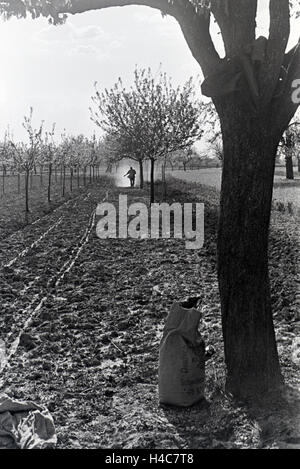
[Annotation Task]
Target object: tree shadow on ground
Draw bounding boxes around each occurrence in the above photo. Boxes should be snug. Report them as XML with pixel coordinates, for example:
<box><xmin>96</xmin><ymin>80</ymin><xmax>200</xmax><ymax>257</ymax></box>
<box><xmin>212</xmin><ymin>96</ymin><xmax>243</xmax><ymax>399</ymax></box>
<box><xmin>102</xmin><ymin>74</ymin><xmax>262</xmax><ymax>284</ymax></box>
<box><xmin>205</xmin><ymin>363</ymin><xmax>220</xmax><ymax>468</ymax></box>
<box><xmin>161</xmin><ymin>385</ymin><xmax>300</xmax><ymax>449</ymax></box>
<box><xmin>243</xmin><ymin>385</ymin><xmax>300</xmax><ymax>449</ymax></box>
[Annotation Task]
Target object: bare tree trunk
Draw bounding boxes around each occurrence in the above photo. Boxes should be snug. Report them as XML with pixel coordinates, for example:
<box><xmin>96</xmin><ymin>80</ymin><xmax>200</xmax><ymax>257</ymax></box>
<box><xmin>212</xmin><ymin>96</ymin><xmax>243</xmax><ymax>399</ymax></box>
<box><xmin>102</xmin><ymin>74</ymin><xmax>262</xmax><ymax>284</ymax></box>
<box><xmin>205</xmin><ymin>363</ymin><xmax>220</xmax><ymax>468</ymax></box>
<box><xmin>48</xmin><ymin>162</ymin><xmax>52</xmax><ymax>203</ymax></box>
<box><xmin>25</xmin><ymin>169</ymin><xmax>30</xmax><ymax>213</ymax></box>
<box><xmin>62</xmin><ymin>165</ymin><xmax>66</xmax><ymax>197</ymax></box>
<box><xmin>70</xmin><ymin>167</ymin><xmax>73</xmax><ymax>192</ymax></box>
<box><xmin>162</xmin><ymin>159</ymin><xmax>167</xmax><ymax>200</ymax></box>
<box><xmin>285</xmin><ymin>153</ymin><xmax>294</xmax><ymax>180</ymax></box>
<box><xmin>150</xmin><ymin>158</ymin><xmax>155</xmax><ymax>204</ymax></box>
<box><xmin>139</xmin><ymin>160</ymin><xmax>144</xmax><ymax>189</ymax></box>
<box><xmin>83</xmin><ymin>166</ymin><xmax>87</xmax><ymax>186</ymax></box>
<box><xmin>40</xmin><ymin>165</ymin><xmax>43</xmax><ymax>186</ymax></box>
<box><xmin>217</xmin><ymin>101</ymin><xmax>283</xmax><ymax>399</ymax></box>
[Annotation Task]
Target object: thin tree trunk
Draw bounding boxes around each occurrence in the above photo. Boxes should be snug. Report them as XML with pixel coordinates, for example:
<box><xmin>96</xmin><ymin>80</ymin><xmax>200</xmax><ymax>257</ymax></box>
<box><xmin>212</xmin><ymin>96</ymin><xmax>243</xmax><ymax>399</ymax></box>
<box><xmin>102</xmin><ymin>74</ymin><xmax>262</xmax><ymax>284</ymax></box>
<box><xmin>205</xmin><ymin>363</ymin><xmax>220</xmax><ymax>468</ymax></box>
<box><xmin>217</xmin><ymin>103</ymin><xmax>283</xmax><ymax>399</ymax></box>
<box><xmin>62</xmin><ymin>165</ymin><xmax>66</xmax><ymax>197</ymax></box>
<box><xmin>48</xmin><ymin>162</ymin><xmax>52</xmax><ymax>203</ymax></box>
<box><xmin>70</xmin><ymin>167</ymin><xmax>73</xmax><ymax>192</ymax></box>
<box><xmin>139</xmin><ymin>159</ymin><xmax>144</xmax><ymax>189</ymax></box>
<box><xmin>83</xmin><ymin>166</ymin><xmax>87</xmax><ymax>186</ymax></box>
<box><xmin>40</xmin><ymin>165</ymin><xmax>43</xmax><ymax>186</ymax></box>
<box><xmin>298</xmin><ymin>156</ymin><xmax>300</xmax><ymax>173</ymax></box>
<box><xmin>77</xmin><ymin>165</ymin><xmax>80</xmax><ymax>188</ymax></box>
<box><xmin>150</xmin><ymin>158</ymin><xmax>155</xmax><ymax>204</ymax></box>
<box><xmin>25</xmin><ymin>169</ymin><xmax>30</xmax><ymax>213</ymax></box>
<box><xmin>162</xmin><ymin>159</ymin><xmax>167</xmax><ymax>200</ymax></box>
<box><xmin>17</xmin><ymin>172</ymin><xmax>20</xmax><ymax>194</ymax></box>
<box><xmin>285</xmin><ymin>153</ymin><xmax>294</xmax><ymax>180</ymax></box>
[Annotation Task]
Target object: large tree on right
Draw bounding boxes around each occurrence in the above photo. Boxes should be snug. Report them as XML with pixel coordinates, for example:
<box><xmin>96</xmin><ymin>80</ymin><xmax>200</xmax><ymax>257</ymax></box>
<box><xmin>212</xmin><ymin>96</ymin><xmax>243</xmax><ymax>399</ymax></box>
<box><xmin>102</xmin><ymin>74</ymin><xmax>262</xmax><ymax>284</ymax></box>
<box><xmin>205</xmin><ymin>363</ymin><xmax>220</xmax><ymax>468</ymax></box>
<box><xmin>201</xmin><ymin>1</ymin><xmax>300</xmax><ymax>399</ymax></box>
<box><xmin>0</xmin><ymin>0</ymin><xmax>299</xmax><ymax>400</ymax></box>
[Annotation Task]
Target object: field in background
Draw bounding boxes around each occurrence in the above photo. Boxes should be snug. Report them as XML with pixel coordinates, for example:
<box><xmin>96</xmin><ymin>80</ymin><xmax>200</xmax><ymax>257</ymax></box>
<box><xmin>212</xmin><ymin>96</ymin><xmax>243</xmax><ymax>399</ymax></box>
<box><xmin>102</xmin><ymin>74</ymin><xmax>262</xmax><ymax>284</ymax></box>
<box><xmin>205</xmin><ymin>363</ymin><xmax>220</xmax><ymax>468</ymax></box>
<box><xmin>115</xmin><ymin>164</ymin><xmax>300</xmax><ymax>208</ymax></box>
<box><xmin>164</xmin><ymin>167</ymin><xmax>300</xmax><ymax>208</ymax></box>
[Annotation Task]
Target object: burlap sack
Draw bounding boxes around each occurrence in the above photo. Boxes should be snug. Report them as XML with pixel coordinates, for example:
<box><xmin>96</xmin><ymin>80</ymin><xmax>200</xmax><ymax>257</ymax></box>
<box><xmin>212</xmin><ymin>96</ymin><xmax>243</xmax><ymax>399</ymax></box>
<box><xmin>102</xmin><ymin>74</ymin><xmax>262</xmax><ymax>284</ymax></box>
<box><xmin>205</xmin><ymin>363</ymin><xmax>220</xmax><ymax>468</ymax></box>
<box><xmin>159</xmin><ymin>301</ymin><xmax>205</xmax><ymax>407</ymax></box>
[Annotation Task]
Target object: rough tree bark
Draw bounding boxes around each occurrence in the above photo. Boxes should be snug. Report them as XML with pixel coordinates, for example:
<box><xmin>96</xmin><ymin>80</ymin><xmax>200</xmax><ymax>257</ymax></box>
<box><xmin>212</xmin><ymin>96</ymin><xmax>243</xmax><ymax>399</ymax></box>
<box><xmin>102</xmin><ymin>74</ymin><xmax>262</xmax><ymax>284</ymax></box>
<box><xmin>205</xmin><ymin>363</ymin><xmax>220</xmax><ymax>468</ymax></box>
<box><xmin>215</xmin><ymin>97</ymin><xmax>285</xmax><ymax>397</ymax></box>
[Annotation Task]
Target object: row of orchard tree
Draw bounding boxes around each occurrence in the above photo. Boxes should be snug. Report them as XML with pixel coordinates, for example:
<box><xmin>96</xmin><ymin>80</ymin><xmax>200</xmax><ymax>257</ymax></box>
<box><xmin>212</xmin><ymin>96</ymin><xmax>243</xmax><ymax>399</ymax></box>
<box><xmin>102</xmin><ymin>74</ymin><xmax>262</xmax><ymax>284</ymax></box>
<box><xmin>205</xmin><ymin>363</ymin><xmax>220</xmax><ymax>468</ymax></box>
<box><xmin>91</xmin><ymin>67</ymin><xmax>300</xmax><ymax>194</ymax></box>
<box><xmin>90</xmin><ymin>67</ymin><xmax>205</xmax><ymax>203</ymax></box>
<box><xmin>0</xmin><ymin>108</ymin><xmax>105</xmax><ymax>212</ymax></box>
<box><xmin>0</xmin><ymin>67</ymin><xmax>212</xmax><ymax>211</ymax></box>
<box><xmin>0</xmin><ymin>67</ymin><xmax>210</xmax><ymax>212</ymax></box>
<box><xmin>1</xmin><ymin>67</ymin><xmax>299</xmax><ymax>214</ymax></box>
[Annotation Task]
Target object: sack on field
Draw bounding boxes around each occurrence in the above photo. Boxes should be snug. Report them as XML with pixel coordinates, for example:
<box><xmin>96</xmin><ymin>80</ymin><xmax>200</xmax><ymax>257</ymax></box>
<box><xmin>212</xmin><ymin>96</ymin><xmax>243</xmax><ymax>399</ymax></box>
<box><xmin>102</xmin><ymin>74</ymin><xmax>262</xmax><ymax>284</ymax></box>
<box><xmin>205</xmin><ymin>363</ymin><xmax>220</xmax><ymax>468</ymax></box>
<box><xmin>159</xmin><ymin>299</ymin><xmax>205</xmax><ymax>407</ymax></box>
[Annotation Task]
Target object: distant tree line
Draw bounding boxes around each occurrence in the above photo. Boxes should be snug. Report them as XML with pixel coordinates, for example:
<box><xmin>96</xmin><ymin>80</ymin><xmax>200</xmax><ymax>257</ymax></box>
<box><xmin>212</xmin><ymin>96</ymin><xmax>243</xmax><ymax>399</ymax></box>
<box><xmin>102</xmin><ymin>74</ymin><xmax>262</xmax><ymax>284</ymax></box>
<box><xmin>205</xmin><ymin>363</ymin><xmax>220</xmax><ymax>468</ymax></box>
<box><xmin>0</xmin><ymin>108</ymin><xmax>104</xmax><ymax>212</ymax></box>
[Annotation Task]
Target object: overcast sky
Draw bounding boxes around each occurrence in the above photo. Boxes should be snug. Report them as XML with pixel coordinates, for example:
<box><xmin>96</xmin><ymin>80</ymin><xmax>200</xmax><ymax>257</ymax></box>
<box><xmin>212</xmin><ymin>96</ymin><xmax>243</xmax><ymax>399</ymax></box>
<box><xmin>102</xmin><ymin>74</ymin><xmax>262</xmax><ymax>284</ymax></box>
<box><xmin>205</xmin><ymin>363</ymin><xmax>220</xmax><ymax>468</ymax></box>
<box><xmin>0</xmin><ymin>1</ymin><xmax>298</xmax><ymax>142</ymax></box>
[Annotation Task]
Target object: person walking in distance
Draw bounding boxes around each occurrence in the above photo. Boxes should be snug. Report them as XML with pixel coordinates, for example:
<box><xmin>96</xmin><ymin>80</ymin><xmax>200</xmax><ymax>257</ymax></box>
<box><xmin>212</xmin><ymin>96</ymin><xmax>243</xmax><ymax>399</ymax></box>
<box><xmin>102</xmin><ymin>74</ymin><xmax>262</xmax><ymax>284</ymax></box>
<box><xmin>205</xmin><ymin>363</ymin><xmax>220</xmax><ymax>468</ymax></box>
<box><xmin>124</xmin><ymin>167</ymin><xmax>136</xmax><ymax>188</ymax></box>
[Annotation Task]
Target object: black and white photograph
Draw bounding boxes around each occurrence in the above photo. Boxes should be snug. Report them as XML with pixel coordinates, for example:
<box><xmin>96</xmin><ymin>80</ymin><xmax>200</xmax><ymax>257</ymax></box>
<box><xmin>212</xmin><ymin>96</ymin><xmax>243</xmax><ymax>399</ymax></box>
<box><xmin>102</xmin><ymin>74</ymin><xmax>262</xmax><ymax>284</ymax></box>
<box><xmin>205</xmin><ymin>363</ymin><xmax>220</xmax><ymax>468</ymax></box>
<box><xmin>0</xmin><ymin>0</ymin><xmax>299</xmax><ymax>454</ymax></box>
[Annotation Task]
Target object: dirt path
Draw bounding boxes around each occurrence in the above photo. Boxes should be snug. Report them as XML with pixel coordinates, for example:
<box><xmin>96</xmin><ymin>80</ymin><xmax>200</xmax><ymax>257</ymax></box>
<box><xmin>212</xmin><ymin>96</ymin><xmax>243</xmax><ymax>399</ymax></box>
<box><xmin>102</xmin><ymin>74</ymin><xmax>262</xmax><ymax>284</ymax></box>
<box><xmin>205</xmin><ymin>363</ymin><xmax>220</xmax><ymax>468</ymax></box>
<box><xmin>0</xmin><ymin>178</ymin><xmax>299</xmax><ymax>449</ymax></box>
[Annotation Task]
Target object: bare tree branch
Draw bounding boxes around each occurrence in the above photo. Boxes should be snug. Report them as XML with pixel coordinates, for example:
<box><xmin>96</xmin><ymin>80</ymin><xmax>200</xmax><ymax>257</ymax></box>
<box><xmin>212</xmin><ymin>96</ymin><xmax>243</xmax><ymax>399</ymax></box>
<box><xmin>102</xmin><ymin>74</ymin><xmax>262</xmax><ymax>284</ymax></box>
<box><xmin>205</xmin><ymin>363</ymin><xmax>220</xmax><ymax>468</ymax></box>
<box><xmin>173</xmin><ymin>2</ymin><xmax>221</xmax><ymax>76</ymax></box>
<box><xmin>210</xmin><ymin>0</ymin><xmax>258</xmax><ymax>56</ymax></box>
<box><xmin>60</xmin><ymin>0</ymin><xmax>173</xmax><ymax>15</ymax></box>
<box><xmin>259</xmin><ymin>0</ymin><xmax>290</xmax><ymax>106</ymax></box>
